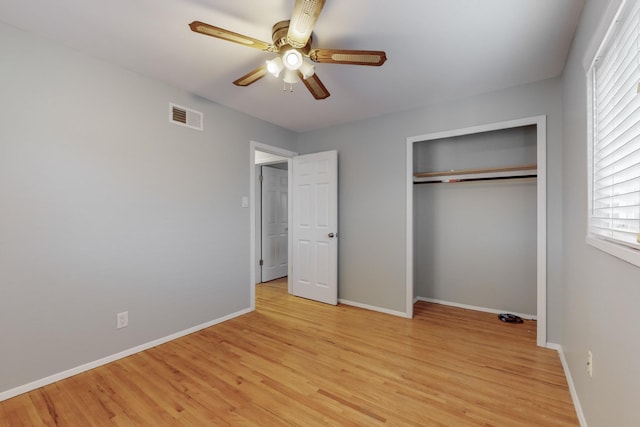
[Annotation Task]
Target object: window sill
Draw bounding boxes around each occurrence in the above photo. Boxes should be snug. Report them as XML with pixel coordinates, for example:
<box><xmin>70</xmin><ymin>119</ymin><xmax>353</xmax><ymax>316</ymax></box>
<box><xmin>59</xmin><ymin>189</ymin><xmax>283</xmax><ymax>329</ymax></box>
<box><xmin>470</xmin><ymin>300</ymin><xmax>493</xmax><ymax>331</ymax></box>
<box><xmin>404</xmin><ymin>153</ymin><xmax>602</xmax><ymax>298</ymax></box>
<box><xmin>586</xmin><ymin>235</ymin><xmax>640</xmax><ymax>268</ymax></box>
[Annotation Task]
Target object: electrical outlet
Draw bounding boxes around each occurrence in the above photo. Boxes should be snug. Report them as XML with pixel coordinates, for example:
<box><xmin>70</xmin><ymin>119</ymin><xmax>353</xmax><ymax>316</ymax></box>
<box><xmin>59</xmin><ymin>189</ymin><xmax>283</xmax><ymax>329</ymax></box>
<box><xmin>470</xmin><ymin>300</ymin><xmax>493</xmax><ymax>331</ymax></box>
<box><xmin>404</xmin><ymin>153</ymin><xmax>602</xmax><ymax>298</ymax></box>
<box><xmin>116</xmin><ymin>311</ymin><xmax>128</xmax><ymax>329</ymax></box>
<box><xmin>587</xmin><ymin>350</ymin><xmax>593</xmax><ymax>377</ymax></box>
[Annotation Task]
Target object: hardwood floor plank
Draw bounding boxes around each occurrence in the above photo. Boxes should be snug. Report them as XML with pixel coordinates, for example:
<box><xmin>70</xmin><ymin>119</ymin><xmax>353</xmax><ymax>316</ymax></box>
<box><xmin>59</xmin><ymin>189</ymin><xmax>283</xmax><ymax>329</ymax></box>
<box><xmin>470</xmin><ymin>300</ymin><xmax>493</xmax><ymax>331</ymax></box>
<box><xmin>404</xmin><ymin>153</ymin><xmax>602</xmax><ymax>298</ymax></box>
<box><xmin>0</xmin><ymin>278</ymin><xmax>578</xmax><ymax>425</ymax></box>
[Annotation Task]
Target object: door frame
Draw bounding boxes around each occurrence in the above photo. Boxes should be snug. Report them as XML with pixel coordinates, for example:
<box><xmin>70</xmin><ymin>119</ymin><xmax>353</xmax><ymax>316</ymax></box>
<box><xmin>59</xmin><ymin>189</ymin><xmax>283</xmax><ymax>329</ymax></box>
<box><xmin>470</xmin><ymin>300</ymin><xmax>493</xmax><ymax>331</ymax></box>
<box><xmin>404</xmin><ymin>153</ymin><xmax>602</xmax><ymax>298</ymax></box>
<box><xmin>406</xmin><ymin>115</ymin><xmax>547</xmax><ymax>347</ymax></box>
<box><xmin>249</xmin><ymin>141</ymin><xmax>298</xmax><ymax>310</ymax></box>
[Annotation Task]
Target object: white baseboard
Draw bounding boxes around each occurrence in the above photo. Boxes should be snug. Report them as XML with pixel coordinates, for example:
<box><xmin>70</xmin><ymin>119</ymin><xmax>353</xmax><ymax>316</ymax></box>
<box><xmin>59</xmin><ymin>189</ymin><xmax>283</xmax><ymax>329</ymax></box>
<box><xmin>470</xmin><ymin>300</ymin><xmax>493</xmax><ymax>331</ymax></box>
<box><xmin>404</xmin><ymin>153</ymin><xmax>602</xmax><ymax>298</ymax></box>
<box><xmin>546</xmin><ymin>342</ymin><xmax>588</xmax><ymax>427</ymax></box>
<box><xmin>339</xmin><ymin>299</ymin><xmax>411</xmax><ymax>318</ymax></box>
<box><xmin>415</xmin><ymin>297</ymin><xmax>537</xmax><ymax>320</ymax></box>
<box><xmin>0</xmin><ymin>307</ymin><xmax>253</xmax><ymax>403</ymax></box>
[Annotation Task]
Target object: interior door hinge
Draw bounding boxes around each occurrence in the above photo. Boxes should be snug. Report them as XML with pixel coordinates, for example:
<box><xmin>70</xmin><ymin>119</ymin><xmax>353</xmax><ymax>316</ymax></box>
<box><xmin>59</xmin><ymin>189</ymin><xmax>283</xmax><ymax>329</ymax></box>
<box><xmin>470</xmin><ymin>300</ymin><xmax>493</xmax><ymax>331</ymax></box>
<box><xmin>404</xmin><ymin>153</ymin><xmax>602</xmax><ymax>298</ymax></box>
<box><xmin>259</xmin><ymin>259</ymin><xmax>263</xmax><ymax>266</ymax></box>
<box><xmin>259</xmin><ymin>174</ymin><xmax>263</xmax><ymax>182</ymax></box>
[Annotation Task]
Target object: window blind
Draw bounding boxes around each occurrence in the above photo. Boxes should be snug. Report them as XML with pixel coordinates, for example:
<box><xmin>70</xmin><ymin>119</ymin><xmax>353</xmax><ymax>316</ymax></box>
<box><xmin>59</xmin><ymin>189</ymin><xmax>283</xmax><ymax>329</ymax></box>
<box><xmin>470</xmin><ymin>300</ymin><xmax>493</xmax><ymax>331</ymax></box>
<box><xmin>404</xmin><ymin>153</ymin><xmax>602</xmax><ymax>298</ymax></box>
<box><xmin>591</xmin><ymin>0</ymin><xmax>640</xmax><ymax>249</ymax></box>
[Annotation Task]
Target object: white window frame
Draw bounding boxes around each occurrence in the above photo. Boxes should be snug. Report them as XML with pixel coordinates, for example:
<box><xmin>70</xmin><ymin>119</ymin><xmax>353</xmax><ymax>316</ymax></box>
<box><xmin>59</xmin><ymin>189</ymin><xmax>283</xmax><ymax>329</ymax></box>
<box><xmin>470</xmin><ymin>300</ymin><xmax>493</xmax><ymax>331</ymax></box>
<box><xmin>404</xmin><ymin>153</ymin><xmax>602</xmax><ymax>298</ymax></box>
<box><xmin>585</xmin><ymin>0</ymin><xmax>640</xmax><ymax>268</ymax></box>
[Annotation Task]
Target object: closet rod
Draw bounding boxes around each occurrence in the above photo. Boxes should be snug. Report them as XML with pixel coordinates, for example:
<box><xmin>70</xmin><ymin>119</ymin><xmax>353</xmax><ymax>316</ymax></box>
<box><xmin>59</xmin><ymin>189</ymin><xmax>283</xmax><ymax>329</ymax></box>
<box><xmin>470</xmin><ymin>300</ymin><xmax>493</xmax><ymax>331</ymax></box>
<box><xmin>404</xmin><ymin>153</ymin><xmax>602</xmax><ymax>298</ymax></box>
<box><xmin>413</xmin><ymin>163</ymin><xmax>537</xmax><ymax>184</ymax></box>
<box><xmin>413</xmin><ymin>174</ymin><xmax>537</xmax><ymax>184</ymax></box>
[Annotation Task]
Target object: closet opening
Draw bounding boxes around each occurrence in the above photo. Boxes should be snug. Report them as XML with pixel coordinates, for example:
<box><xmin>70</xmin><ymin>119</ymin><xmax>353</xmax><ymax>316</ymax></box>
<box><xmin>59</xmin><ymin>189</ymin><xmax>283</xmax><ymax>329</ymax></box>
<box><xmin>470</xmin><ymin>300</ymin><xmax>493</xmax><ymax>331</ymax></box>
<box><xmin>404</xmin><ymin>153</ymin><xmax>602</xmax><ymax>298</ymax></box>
<box><xmin>405</xmin><ymin>116</ymin><xmax>547</xmax><ymax>347</ymax></box>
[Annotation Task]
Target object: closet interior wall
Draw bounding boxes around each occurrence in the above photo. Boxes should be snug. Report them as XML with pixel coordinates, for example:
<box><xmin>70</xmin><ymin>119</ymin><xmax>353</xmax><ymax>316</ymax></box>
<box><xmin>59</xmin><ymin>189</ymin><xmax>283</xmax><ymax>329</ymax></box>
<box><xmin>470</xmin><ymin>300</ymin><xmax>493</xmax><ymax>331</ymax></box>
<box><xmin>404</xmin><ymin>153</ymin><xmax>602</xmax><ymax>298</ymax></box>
<box><xmin>413</xmin><ymin>125</ymin><xmax>538</xmax><ymax>317</ymax></box>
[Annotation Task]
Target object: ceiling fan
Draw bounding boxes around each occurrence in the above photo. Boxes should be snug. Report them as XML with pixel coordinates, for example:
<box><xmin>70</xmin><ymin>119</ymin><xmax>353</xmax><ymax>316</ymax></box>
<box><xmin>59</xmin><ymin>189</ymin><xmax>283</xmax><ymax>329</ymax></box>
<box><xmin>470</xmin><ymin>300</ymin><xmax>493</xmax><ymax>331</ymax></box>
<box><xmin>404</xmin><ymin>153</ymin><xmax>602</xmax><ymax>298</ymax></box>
<box><xmin>189</xmin><ymin>0</ymin><xmax>387</xmax><ymax>100</ymax></box>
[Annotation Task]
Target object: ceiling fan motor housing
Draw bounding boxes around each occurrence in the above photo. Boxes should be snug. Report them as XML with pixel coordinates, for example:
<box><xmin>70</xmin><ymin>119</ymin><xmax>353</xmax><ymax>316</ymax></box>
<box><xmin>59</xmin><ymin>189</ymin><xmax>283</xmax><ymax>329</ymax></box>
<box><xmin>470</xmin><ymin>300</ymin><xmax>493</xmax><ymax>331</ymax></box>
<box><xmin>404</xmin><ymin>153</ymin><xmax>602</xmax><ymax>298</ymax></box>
<box><xmin>272</xmin><ymin>20</ymin><xmax>311</xmax><ymax>54</ymax></box>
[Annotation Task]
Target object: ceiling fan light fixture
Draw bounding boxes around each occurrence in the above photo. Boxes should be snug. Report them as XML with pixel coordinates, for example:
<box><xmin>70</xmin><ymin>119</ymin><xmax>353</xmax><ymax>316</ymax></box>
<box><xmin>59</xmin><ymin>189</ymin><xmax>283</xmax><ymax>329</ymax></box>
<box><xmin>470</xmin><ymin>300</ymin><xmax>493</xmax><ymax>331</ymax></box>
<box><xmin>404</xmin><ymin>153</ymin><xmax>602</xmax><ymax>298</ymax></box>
<box><xmin>266</xmin><ymin>57</ymin><xmax>284</xmax><ymax>77</ymax></box>
<box><xmin>283</xmin><ymin>49</ymin><xmax>303</xmax><ymax>70</ymax></box>
<box><xmin>283</xmin><ymin>68</ymin><xmax>300</xmax><ymax>84</ymax></box>
<box><xmin>299</xmin><ymin>60</ymin><xmax>315</xmax><ymax>79</ymax></box>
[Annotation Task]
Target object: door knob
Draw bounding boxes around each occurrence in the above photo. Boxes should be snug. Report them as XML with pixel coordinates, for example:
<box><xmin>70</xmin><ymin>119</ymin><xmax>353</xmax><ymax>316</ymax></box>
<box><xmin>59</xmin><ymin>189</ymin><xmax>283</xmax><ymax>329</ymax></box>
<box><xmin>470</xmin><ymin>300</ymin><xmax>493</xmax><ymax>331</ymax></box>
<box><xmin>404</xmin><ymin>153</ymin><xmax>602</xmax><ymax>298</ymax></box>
<box><xmin>328</xmin><ymin>232</ymin><xmax>335</xmax><ymax>238</ymax></box>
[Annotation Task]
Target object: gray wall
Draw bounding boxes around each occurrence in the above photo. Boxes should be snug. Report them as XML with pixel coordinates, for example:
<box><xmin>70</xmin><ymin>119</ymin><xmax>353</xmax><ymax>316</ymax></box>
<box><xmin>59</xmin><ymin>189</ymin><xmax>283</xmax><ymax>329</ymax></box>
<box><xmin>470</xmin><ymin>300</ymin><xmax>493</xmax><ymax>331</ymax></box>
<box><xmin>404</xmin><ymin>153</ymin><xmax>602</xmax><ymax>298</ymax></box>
<box><xmin>561</xmin><ymin>0</ymin><xmax>640</xmax><ymax>425</ymax></box>
<box><xmin>296</xmin><ymin>77</ymin><xmax>564</xmax><ymax>339</ymax></box>
<box><xmin>0</xmin><ymin>22</ymin><xmax>296</xmax><ymax>395</ymax></box>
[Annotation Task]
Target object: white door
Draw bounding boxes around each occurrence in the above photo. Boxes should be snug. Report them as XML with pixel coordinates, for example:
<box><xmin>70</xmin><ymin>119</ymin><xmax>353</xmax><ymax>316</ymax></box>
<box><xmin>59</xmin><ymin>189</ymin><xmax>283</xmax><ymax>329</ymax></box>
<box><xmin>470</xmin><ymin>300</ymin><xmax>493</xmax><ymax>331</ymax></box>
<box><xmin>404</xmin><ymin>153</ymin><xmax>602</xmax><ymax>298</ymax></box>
<box><xmin>292</xmin><ymin>150</ymin><xmax>338</xmax><ymax>305</ymax></box>
<box><xmin>261</xmin><ymin>166</ymin><xmax>288</xmax><ymax>282</ymax></box>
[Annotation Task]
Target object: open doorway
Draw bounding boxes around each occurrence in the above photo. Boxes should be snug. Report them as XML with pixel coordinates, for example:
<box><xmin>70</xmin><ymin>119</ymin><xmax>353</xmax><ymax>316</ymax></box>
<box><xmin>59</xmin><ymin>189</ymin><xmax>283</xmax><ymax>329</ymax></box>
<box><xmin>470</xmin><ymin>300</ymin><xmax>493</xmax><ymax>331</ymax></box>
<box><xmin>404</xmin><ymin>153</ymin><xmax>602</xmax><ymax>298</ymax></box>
<box><xmin>255</xmin><ymin>156</ymin><xmax>288</xmax><ymax>283</ymax></box>
<box><xmin>249</xmin><ymin>142</ymin><xmax>297</xmax><ymax>311</ymax></box>
<box><xmin>249</xmin><ymin>142</ymin><xmax>340</xmax><ymax>310</ymax></box>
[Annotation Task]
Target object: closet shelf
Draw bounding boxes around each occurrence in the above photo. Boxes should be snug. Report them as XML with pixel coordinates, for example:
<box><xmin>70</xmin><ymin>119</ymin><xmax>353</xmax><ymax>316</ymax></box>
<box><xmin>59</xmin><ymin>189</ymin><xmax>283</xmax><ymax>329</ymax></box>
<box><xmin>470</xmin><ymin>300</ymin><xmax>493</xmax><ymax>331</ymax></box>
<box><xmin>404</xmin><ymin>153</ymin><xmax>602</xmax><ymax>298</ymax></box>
<box><xmin>414</xmin><ymin>163</ymin><xmax>537</xmax><ymax>183</ymax></box>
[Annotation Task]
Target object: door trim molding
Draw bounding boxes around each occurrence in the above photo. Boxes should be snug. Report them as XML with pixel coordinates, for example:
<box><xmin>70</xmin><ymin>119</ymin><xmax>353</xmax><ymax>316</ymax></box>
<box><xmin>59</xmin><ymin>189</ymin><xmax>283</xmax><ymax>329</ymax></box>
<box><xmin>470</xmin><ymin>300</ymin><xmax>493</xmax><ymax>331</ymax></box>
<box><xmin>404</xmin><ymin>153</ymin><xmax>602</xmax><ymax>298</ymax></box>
<box><xmin>249</xmin><ymin>141</ymin><xmax>297</xmax><ymax>310</ymax></box>
<box><xmin>406</xmin><ymin>115</ymin><xmax>547</xmax><ymax>347</ymax></box>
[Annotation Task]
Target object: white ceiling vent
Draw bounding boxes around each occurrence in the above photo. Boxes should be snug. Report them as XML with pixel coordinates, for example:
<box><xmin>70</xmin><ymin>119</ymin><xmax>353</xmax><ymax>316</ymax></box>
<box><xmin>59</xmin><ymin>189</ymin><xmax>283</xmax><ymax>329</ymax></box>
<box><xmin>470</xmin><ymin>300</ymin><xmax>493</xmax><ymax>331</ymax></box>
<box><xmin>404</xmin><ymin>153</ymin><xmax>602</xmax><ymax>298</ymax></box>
<box><xmin>169</xmin><ymin>103</ymin><xmax>203</xmax><ymax>131</ymax></box>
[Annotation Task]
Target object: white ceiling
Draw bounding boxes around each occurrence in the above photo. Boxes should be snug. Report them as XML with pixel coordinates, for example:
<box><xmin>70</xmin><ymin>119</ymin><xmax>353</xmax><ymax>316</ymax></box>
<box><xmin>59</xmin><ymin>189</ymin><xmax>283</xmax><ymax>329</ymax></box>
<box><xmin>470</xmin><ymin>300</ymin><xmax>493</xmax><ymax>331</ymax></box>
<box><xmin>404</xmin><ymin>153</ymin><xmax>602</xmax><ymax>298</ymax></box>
<box><xmin>0</xmin><ymin>0</ymin><xmax>584</xmax><ymax>132</ymax></box>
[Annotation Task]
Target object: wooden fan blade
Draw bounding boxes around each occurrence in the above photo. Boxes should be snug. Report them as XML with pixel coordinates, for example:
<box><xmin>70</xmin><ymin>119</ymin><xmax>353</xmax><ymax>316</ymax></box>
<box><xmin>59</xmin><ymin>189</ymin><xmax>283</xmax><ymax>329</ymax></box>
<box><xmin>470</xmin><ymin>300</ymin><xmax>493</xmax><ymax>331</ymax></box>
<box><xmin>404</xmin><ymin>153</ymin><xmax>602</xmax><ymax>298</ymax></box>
<box><xmin>189</xmin><ymin>21</ymin><xmax>272</xmax><ymax>51</ymax></box>
<box><xmin>287</xmin><ymin>0</ymin><xmax>326</xmax><ymax>48</ymax></box>
<box><xmin>309</xmin><ymin>49</ymin><xmax>387</xmax><ymax>66</ymax></box>
<box><xmin>298</xmin><ymin>72</ymin><xmax>330</xmax><ymax>100</ymax></box>
<box><xmin>233</xmin><ymin>65</ymin><xmax>268</xmax><ymax>87</ymax></box>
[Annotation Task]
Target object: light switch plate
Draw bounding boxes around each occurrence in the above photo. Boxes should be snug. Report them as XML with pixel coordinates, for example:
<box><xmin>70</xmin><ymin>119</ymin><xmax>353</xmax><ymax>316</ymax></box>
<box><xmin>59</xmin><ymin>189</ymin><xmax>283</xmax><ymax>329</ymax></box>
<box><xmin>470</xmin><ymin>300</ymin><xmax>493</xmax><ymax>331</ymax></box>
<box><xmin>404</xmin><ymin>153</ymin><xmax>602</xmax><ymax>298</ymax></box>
<box><xmin>116</xmin><ymin>311</ymin><xmax>128</xmax><ymax>329</ymax></box>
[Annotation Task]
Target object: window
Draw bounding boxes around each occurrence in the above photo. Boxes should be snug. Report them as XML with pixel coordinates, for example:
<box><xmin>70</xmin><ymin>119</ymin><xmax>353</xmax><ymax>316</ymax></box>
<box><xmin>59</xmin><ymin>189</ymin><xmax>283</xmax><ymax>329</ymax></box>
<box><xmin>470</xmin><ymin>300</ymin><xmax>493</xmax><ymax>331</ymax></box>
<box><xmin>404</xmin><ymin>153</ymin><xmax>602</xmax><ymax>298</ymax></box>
<box><xmin>587</xmin><ymin>0</ymin><xmax>640</xmax><ymax>263</ymax></box>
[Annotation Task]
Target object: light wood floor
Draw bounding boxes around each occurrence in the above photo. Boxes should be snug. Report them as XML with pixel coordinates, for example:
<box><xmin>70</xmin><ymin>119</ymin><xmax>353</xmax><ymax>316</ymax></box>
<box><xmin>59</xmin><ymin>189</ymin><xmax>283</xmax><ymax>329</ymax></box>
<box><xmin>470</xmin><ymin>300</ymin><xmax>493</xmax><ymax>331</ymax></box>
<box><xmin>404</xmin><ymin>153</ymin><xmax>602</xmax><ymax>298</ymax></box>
<box><xmin>1</xmin><ymin>278</ymin><xmax>578</xmax><ymax>426</ymax></box>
